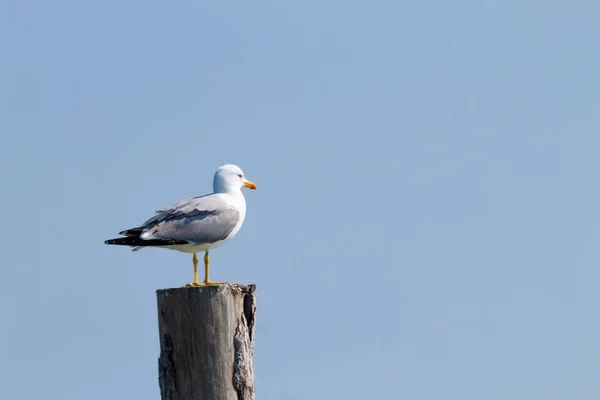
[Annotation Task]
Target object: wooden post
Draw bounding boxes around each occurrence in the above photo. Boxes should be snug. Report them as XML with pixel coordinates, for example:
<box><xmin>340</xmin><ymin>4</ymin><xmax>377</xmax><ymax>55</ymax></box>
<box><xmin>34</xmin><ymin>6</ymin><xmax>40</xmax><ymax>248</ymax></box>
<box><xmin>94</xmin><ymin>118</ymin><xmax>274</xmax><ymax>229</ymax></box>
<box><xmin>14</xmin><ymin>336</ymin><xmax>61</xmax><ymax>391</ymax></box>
<box><xmin>156</xmin><ymin>284</ymin><xmax>257</xmax><ymax>400</ymax></box>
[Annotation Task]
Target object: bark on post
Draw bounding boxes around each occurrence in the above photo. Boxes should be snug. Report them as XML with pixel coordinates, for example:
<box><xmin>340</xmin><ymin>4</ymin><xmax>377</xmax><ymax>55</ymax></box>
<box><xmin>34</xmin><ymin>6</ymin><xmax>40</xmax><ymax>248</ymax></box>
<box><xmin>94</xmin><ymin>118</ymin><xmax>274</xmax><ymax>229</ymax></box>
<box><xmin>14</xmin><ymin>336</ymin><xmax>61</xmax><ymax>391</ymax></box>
<box><xmin>156</xmin><ymin>284</ymin><xmax>257</xmax><ymax>400</ymax></box>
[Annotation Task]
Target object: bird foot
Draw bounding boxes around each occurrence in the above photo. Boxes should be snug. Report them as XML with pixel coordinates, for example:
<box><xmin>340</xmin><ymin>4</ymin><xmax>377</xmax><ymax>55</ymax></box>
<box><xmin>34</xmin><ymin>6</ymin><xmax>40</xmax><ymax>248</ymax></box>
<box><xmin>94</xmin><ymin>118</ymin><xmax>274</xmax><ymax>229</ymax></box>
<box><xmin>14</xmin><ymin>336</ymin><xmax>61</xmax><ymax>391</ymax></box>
<box><xmin>205</xmin><ymin>281</ymin><xmax>228</xmax><ymax>285</ymax></box>
<box><xmin>184</xmin><ymin>281</ymin><xmax>229</xmax><ymax>287</ymax></box>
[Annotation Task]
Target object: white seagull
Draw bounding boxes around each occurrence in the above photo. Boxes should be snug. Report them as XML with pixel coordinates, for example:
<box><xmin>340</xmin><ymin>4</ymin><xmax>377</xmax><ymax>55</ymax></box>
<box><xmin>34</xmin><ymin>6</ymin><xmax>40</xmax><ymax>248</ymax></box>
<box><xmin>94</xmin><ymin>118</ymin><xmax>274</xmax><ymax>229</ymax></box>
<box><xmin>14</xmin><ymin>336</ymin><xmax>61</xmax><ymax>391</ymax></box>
<box><xmin>105</xmin><ymin>164</ymin><xmax>257</xmax><ymax>286</ymax></box>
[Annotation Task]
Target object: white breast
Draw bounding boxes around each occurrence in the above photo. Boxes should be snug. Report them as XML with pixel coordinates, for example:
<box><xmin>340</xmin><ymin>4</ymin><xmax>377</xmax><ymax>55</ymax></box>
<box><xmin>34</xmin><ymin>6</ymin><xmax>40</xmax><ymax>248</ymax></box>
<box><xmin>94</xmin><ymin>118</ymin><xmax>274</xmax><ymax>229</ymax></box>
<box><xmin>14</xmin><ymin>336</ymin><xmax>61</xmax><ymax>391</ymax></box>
<box><xmin>223</xmin><ymin>191</ymin><xmax>247</xmax><ymax>241</ymax></box>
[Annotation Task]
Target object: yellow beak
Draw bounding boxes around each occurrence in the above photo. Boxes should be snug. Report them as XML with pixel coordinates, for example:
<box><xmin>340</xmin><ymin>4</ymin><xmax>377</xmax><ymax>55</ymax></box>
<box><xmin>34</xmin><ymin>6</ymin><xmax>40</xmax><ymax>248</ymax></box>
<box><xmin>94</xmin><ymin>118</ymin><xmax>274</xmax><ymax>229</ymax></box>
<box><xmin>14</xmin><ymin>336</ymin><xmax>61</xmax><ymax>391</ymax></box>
<box><xmin>243</xmin><ymin>180</ymin><xmax>257</xmax><ymax>190</ymax></box>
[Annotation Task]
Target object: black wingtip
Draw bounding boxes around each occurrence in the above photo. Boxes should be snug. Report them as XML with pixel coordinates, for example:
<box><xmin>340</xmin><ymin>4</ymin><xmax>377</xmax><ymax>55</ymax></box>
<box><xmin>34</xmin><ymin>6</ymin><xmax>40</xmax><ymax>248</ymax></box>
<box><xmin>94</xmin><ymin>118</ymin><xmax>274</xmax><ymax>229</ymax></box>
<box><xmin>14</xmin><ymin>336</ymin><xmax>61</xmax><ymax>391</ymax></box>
<box><xmin>105</xmin><ymin>236</ymin><xmax>189</xmax><ymax>247</ymax></box>
<box><xmin>105</xmin><ymin>237</ymin><xmax>129</xmax><ymax>245</ymax></box>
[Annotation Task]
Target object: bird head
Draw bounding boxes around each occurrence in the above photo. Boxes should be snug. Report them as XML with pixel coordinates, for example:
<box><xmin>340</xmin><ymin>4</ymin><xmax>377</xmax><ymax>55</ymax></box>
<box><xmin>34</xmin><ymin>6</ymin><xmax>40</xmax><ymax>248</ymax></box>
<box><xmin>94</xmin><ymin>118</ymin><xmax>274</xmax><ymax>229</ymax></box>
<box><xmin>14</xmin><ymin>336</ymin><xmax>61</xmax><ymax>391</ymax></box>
<box><xmin>213</xmin><ymin>164</ymin><xmax>257</xmax><ymax>193</ymax></box>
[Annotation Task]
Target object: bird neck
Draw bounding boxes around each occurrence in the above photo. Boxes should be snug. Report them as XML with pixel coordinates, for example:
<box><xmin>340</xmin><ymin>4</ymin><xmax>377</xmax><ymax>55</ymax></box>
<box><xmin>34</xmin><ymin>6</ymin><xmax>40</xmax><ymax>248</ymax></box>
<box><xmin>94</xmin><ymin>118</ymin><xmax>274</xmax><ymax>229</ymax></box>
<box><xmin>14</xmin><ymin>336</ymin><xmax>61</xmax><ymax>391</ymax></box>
<box><xmin>213</xmin><ymin>182</ymin><xmax>233</xmax><ymax>194</ymax></box>
<box><xmin>215</xmin><ymin>185</ymin><xmax>244</xmax><ymax>197</ymax></box>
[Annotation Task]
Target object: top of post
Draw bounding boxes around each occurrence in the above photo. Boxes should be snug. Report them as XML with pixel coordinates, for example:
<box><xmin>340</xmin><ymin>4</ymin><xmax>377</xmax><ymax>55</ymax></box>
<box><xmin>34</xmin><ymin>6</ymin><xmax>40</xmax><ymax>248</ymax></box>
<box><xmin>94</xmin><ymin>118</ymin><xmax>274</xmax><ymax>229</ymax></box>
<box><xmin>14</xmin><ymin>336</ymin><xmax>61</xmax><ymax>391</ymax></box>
<box><xmin>156</xmin><ymin>283</ymin><xmax>256</xmax><ymax>295</ymax></box>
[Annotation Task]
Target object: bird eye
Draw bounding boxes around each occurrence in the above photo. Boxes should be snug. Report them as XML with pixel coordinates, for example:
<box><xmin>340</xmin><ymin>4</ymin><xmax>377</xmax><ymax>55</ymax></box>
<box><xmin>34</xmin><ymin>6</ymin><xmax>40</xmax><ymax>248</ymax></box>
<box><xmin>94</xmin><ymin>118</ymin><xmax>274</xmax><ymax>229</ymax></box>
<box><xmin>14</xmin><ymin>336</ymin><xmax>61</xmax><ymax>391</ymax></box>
<box><xmin>238</xmin><ymin>174</ymin><xmax>243</xmax><ymax>178</ymax></box>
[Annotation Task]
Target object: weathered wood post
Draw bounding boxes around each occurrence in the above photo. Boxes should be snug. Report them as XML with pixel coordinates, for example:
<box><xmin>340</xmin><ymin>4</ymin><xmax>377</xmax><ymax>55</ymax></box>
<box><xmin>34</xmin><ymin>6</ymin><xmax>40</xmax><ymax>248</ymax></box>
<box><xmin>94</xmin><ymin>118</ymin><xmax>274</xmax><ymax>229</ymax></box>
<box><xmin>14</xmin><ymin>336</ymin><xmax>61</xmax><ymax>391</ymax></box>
<box><xmin>156</xmin><ymin>284</ymin><xmax>257</xmax><ymax>400</ymax></box>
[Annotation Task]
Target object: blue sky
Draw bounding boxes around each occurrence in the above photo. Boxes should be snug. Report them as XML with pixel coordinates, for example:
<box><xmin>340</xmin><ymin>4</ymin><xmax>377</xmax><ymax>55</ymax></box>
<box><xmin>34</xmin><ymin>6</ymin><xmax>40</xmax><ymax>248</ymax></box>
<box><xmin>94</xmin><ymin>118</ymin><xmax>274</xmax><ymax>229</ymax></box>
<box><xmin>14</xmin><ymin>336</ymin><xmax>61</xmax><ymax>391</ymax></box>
<box><xmin>1</xmin><ymin>1</ymin><xmax>599</xmax><ymax>399</ymax></box>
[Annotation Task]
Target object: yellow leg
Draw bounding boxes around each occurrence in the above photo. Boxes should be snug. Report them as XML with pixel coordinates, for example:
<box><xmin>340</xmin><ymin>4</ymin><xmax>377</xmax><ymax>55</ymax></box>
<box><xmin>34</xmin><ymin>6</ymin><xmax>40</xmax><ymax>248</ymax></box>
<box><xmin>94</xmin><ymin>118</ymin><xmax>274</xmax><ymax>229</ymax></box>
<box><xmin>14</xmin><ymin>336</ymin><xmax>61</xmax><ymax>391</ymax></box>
<box><xmin>204</xmin><ymin>252</ymin><xmax>210</xmax><ymax>283</ymax></box>
<box><xmin>203</xmin><ymin>251</ymin><xmax>227</xmax><ymax>285</ymax></box>
<box><xmin>185</xmin><ymin>253</ymin><xmax>202</xmax><ymax>287</ymax></box>
<box><xmin>185</xmin><ymin>251</ymin><xmax>227</xmax><ymax>287</ymax></box>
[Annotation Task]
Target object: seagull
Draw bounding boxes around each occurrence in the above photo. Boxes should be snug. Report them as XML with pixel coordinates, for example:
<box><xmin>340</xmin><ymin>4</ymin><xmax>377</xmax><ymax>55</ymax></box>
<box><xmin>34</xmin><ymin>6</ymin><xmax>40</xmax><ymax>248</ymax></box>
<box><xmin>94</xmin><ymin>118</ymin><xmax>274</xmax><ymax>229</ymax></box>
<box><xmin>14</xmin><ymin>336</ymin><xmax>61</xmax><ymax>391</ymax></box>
<box><xmin>105</xmin><ymin>164</ymin><xmax>257</xmax><ymax>286</ymax></box>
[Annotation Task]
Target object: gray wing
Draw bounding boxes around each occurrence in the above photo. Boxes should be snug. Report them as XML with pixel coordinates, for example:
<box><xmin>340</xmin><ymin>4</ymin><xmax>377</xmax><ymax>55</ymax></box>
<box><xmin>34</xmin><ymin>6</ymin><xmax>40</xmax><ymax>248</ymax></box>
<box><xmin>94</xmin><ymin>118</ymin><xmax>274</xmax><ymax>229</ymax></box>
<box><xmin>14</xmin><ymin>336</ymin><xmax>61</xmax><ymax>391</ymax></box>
<box><xmin>137</xmin><ymin>194</ymin><xmax>240</xmax><ymax>245</ymax></box>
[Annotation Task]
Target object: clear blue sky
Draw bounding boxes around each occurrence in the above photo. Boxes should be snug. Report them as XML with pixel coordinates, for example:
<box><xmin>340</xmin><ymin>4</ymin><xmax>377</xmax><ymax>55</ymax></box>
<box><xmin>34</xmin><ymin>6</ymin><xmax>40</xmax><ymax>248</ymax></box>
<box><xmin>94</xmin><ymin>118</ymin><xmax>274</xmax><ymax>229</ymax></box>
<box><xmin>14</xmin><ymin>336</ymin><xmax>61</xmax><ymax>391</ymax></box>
<box><xmin>1</xmin><ymin>1</ymin><xmax>598</xmax><ymax>399</ymax></box>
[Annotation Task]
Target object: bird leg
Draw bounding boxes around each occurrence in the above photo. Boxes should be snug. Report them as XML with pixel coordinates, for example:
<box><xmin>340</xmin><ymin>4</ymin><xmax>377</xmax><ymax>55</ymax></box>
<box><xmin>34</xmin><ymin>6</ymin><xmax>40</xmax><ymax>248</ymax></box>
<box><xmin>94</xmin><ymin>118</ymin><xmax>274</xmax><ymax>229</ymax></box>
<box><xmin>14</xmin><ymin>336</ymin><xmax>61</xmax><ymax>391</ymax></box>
<box><xmin>185</xmin><ymin>251</ymin><xmax>227</xmax><ymax>287</ymax></box>
<box><xmin>203</xmin><ymin>251</ymin><xmax>227</xmax><ymax>285</ymax></box>
<box><xmin>185</xmin><ymin>253</ymin><xmax>202</xmax><ymax>287</ymax></box>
